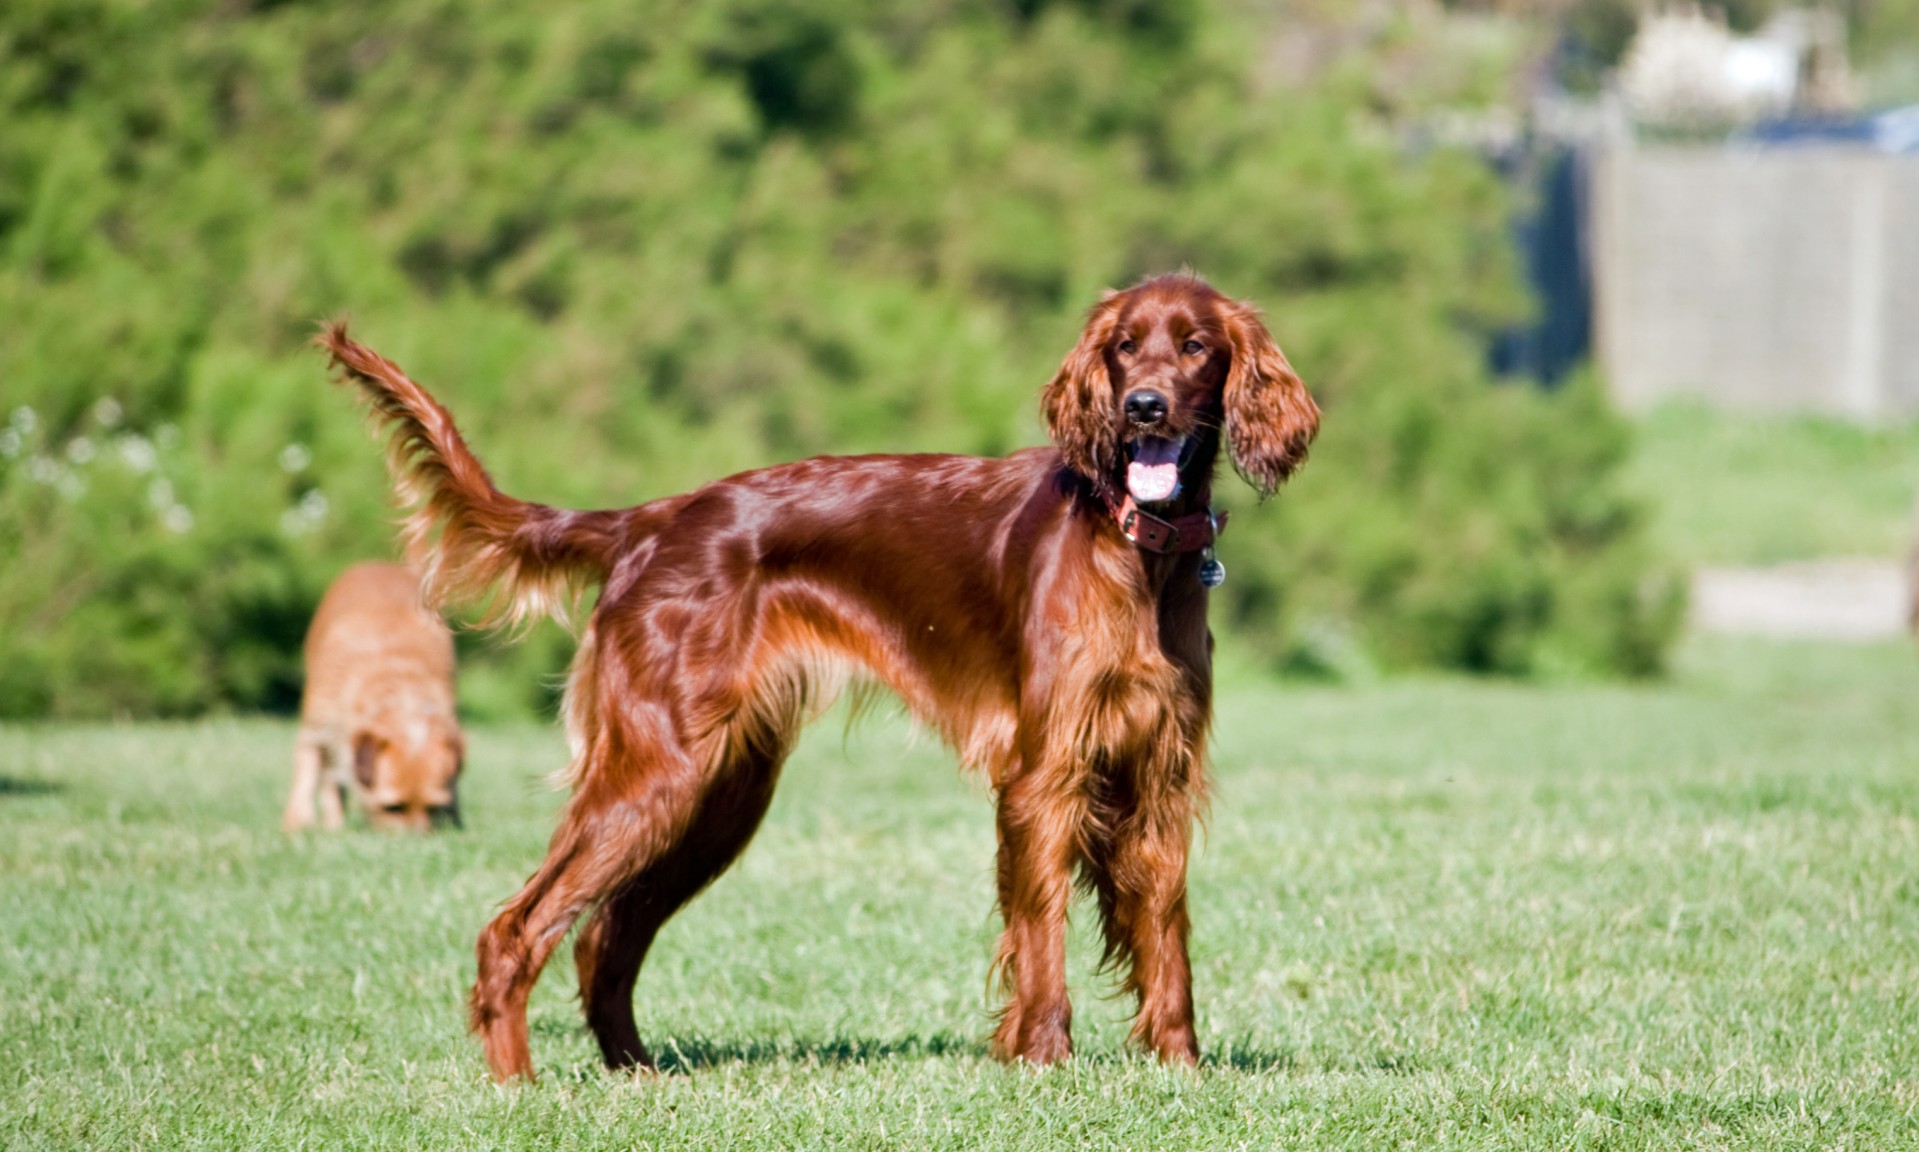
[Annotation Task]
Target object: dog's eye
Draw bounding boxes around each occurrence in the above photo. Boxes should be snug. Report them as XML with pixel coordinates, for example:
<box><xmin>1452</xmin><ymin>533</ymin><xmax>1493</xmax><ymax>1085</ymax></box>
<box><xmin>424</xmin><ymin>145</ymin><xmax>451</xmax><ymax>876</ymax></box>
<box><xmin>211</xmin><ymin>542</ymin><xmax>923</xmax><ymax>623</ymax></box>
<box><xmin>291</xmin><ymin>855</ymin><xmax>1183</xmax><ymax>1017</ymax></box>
<box><xmin>1117</xmin><ymin>339</ymin><xmax>1137</xmax><ymax>355</ymax></box>
<box><xmin>1182</xmin><ymin>340</ymin><xmax>1205</xmax><ymax>356</ymax></box>
<box><xmin>381</xmin><ymin>802</ymin><xmax>409</xmax><ymax>815</ymax></box>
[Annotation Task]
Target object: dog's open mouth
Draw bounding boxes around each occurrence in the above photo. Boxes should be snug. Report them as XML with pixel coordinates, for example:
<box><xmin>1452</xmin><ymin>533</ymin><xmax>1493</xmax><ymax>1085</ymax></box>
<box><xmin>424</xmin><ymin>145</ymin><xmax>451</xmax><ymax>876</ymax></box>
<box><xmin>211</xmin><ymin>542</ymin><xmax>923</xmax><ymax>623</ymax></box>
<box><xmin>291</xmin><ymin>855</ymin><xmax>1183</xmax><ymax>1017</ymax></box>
<box><xmin>1126</xmin><ymin>435</ymin><xmax>1187</xmax><ymax>503</ymax></box>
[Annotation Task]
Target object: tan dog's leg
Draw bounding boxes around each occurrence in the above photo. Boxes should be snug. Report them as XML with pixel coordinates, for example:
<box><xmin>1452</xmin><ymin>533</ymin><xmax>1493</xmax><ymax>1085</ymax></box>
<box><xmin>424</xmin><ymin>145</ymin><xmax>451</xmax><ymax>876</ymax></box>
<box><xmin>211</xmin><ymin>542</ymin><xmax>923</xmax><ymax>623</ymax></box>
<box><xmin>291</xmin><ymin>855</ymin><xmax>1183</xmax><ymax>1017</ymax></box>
<box><xmin>317</xmin><ymin>739</ymin><xmax>348</xmax><ymax>830</ymax></box>
<box><xmin>283</xmin><ymin>730</ymin><xmax>325</xmax><ymax>831</ymax></box>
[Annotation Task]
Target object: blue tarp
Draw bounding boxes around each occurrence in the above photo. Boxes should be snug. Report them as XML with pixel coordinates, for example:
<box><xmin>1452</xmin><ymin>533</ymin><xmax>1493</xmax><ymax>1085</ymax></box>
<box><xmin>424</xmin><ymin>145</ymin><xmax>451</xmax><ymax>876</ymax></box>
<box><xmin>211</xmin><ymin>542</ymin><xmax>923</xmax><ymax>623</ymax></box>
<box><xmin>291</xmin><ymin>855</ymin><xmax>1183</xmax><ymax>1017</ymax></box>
<box><xmin>1738</xmin><ymin>105</ymin><xmax>1919</xmax><ymax>152</ymax></box>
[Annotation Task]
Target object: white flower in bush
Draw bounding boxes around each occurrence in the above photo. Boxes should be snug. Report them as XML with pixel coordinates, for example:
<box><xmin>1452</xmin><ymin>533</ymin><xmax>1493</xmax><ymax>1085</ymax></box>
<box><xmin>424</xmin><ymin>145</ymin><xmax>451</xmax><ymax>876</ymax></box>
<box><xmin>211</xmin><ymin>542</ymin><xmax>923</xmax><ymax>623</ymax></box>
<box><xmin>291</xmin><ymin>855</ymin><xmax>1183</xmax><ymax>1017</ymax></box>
<box><xmin>66</xmin><ymin>437</ymin><xmax>95</xmax><ymax>465</ymax></box>
<box><xmin>93</xmin><ymin>398</ymin><xmax>122</xmax><ymax>427</ymax></box>
<box><xmin>148</xmin><ymin>477</ymin><xmax>174</xmax><ymax>509</ymax></box>
<box><xmin>115</xmin><ymin>435</ymin><xmax>157</xmax><ymax>473</ymax></box>
<box><xmin>162</xmin><ymin>504</ymin><xmax>194</xmax><ymax>533</ymax></box>
<box><xmin>281</xmin><ymin>488</ymin><xmax>329</xmax><ymax>535</ymax></box>
<box><xmin>278</xmin><ymin>443</ymin><xmax>311</xmax><ymax>473</ymax></box>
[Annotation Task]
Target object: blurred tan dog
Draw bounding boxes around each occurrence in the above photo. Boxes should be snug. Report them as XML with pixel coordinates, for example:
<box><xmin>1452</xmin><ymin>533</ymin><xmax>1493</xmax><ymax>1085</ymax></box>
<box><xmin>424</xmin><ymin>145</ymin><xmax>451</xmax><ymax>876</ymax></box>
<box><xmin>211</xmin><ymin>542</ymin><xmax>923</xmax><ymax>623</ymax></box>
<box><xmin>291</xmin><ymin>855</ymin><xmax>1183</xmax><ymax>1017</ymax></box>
<box><xmin>283</xmin><ymin>562</ymin><xmax>465</xmax><ymax>832</ymax></box>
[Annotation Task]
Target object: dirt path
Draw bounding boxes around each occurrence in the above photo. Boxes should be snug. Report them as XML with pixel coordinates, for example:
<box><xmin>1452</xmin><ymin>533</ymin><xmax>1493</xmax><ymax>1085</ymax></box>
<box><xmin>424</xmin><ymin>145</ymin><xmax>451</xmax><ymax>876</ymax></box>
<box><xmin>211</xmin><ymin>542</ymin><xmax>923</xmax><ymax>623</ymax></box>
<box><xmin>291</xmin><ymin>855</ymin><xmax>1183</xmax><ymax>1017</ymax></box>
<box><xmin>1690</xmin><ymin>559</ymin><xmax>1909</xmax><ymax>641</ymax></box>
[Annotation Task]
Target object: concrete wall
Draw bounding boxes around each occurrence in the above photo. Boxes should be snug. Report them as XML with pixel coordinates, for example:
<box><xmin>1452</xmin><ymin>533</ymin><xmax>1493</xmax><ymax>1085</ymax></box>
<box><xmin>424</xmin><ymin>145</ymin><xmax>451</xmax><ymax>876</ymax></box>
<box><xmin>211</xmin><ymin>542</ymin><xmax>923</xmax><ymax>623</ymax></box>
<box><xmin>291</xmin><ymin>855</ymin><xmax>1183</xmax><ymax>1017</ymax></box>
<box><xmin>1592</xmin><ymin>146</ymin><xmax>1919</xmax><ymax>418</ymax></box>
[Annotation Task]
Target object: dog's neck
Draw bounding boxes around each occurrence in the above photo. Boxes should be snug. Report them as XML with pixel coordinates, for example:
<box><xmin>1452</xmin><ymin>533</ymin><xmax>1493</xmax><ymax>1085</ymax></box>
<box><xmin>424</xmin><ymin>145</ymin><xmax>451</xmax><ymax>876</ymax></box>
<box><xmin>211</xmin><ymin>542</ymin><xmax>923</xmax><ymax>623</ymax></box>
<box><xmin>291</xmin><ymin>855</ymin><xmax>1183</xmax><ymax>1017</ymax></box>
<box><xmin>1097</xmin><ymin>435</ymin><xmax>1224</xmax><ymax>556</ymax></box>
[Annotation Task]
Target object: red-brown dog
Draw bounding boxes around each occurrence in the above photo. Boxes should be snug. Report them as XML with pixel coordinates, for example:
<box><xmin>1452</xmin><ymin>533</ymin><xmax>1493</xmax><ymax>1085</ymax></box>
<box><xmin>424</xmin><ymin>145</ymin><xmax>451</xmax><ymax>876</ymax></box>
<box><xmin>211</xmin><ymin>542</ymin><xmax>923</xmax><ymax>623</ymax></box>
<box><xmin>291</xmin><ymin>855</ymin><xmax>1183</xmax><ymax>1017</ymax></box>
<box><xmin>322</xmin><ymin>273</ymin><xmax>1317</xmax><ymax>1079</ymax></box>
<box><xmin>283</xmin><ymin>561</ymin><xmax>464</xmax><ymax>832</ymax></box>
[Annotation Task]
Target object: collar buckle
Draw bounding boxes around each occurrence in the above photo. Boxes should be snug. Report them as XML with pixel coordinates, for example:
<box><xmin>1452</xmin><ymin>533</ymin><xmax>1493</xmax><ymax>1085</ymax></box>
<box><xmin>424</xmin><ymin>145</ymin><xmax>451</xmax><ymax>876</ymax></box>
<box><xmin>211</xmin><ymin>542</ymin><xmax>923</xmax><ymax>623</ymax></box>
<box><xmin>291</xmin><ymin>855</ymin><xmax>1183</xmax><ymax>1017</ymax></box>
<box><xmin>1120</xmin><ymin>506</ymin><xmax>1182</xmax><ymax>552</ymax></box>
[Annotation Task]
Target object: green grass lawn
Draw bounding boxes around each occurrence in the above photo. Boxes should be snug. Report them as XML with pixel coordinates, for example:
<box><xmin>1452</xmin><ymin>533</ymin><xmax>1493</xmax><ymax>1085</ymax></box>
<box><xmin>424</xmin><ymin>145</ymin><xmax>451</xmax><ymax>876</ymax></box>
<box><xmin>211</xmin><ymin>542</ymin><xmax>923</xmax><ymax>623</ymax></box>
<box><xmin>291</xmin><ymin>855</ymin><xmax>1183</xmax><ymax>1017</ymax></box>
<box><xmin>5</xmin><ymin>637</ymin><xmax>1918</xmax><ymax>1149</ymax></box>
<box><xmin>1628</xmin><ymin>402</ymin><xmax>1919</xmax><ymax>567</ymax></box>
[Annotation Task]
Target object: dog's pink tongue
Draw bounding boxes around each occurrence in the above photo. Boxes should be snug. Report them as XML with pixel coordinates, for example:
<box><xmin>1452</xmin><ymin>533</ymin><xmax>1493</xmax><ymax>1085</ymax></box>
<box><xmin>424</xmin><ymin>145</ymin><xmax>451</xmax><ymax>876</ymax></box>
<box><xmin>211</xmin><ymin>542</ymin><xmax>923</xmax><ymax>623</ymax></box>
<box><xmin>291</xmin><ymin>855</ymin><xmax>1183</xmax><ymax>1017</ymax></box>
<box><xmin>1126</xmin><ymin>437</ymin><xmax>1182</xmax><ymax>503</ymax></box>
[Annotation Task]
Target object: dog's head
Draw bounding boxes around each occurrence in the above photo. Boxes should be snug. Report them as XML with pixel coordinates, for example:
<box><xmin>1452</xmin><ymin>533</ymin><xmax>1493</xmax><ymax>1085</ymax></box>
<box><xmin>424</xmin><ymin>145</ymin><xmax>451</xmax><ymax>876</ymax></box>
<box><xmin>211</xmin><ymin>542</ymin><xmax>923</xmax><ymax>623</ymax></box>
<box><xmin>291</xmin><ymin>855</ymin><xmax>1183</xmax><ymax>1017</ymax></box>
<box><xmin>1042</xmin><ymin>274</ymin><xmax>1318</xmax><ymax>504</ymax></box>
<box><xmin>351</xmin><ymin>713</ymin><xmax>464</xmax><ymax>832</ymax></box>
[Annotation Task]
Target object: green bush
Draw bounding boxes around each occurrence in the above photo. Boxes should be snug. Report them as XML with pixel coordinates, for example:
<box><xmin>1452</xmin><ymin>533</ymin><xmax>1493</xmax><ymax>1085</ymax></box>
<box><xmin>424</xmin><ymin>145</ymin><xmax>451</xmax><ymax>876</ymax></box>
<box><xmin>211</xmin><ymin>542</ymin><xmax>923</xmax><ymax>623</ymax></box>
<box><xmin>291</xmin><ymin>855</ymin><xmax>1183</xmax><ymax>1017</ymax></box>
<box><xmin>0</xmin><ymin>0</ymin><xmax>1678</xmax><ymax>719</ymax></box>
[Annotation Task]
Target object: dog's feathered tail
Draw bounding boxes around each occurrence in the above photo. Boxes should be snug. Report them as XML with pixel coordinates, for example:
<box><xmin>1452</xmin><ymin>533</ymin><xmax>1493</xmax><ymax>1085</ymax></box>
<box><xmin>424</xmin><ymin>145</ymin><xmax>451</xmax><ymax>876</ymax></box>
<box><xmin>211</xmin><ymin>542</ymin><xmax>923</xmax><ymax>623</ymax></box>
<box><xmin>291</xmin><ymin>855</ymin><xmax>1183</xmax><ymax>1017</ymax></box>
<box><xmin>318</xmin><ymin>323</ymin><xmax>626</xmax><ymax>633</ymax></box>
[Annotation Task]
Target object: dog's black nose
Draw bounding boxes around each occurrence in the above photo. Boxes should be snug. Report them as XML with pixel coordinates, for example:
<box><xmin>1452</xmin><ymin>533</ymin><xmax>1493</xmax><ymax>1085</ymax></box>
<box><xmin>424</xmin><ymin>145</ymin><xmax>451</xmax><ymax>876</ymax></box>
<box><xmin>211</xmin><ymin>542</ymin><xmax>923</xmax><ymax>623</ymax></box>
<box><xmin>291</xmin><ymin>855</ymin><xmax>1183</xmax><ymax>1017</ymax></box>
<box><xmin>1124</xmin><ymin>391</ymin><xmax>1168</xmax><ymax>425</ymax></box>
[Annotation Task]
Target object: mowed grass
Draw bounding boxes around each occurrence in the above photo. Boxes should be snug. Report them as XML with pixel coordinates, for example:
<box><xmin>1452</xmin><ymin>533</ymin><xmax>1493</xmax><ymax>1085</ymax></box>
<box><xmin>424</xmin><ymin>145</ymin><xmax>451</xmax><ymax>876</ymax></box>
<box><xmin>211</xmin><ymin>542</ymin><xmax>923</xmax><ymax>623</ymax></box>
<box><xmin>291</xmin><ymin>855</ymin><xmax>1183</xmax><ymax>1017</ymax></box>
<box><xmin>4</xmin><ymin>638</ymin><xmax>1919</xmax><ymax>1149</ymax></box>
<box><xmin>1628</xmin><ymin>402</ymin><xmax>1919</xmax><ymax>567</ymax></box>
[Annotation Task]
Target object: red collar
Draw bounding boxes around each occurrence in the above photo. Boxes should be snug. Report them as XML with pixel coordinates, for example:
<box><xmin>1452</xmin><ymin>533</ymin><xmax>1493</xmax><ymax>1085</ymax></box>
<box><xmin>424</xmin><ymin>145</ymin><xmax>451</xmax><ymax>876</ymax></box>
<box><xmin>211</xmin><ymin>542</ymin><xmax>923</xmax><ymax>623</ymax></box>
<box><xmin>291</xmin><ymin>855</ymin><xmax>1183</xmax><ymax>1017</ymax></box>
<box><xmin>1101</xmin><ymin>491</ymin><xmax>1227</xmax><ymax>554</ymax></box>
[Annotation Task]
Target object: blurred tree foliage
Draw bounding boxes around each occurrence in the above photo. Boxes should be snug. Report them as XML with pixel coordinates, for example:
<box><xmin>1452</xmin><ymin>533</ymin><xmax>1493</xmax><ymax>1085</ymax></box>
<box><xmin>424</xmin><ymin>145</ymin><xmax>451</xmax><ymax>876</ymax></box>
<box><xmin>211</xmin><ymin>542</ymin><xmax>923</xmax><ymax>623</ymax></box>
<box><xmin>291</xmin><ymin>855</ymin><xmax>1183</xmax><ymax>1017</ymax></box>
<box><xmin>0</xmin><ymin>0</ymin><xmax>1678</xmax><ymax>719</ymax></box>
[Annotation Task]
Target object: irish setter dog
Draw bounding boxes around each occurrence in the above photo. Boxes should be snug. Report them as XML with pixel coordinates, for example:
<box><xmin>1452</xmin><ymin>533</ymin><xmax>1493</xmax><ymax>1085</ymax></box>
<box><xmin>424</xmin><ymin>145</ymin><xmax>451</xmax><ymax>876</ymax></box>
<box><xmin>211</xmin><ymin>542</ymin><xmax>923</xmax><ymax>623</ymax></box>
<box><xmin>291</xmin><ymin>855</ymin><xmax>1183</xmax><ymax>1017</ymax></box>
<box><xmin>321</xmin><ymin>273</ymin><xmax>1318</xmax><ymax>1080</ymax></box>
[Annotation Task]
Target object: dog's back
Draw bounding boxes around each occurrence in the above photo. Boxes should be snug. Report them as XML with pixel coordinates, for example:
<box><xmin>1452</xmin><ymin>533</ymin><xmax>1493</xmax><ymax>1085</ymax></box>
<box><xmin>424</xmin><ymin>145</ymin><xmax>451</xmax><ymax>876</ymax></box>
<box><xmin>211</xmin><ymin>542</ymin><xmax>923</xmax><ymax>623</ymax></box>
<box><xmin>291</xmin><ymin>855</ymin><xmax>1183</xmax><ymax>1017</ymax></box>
<box><xmin>285</xmin><ymin>562</ymin><xmax>463</xmax><ymax>831</ymax></box>
<box><xmin>302</xmin><ymin>562</ymin><xmax>454</xmax><ymax>725</ymax></box>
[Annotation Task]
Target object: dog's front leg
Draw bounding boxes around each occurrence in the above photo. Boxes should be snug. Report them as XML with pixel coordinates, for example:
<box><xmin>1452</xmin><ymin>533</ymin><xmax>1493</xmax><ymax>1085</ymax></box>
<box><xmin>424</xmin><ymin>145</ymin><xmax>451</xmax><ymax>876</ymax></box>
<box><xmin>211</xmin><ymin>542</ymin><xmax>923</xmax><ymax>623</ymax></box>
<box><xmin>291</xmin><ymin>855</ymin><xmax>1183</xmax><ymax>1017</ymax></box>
<box><xmin>989</xmin><ymin>764</ymin><xmax>1081</xmax><ymax>1066</ymax></box>
<box><xmin>1101</xmin><ymin>797</ymin><xmax>1201</xmax><ymax>1065</ymax></box>
<box><xmin>316</xmin><ymin>737</ymin><xmax>348</xmax><ymax>830</ymax></box>
<box><xmin>282</xmin><ymin>730</ymin><xmax>325</xmax><ymax>832</ymax></box>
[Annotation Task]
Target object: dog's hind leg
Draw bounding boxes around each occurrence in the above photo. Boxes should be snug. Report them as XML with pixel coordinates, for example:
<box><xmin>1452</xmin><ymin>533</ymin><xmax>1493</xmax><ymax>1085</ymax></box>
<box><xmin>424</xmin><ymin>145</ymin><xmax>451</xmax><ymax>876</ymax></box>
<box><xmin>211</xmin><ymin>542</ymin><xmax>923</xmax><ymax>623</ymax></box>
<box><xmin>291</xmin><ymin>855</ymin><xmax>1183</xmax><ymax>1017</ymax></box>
<box><xmin>469</xmin><ymin>786</ymin><xmax>669</xmax><ymax>1082</ymax></box>
<box><xmin>471</xmin><ymin>687</ymin><xmax>796</xmax><ymax>1082</ymax></box>
<box><xmin>573</xmin><ymin>741</ymin><xmax>784</xmax><ymax>1071</ymax></box>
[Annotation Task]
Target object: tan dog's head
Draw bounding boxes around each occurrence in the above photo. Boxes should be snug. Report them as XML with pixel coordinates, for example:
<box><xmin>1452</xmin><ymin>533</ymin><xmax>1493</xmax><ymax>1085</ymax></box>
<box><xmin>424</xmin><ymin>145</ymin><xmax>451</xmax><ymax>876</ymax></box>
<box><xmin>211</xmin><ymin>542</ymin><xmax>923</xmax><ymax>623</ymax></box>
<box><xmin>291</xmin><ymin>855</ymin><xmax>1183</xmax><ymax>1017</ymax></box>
<box><xmin>1042</xmin><ymin>273</ymin><xmax>1318</xmax><ymax>503</ymax></box>
<box><xmin>352</xmin><ymin>713</ymin><xmax>464</xmax><ymax>831</ymax></box>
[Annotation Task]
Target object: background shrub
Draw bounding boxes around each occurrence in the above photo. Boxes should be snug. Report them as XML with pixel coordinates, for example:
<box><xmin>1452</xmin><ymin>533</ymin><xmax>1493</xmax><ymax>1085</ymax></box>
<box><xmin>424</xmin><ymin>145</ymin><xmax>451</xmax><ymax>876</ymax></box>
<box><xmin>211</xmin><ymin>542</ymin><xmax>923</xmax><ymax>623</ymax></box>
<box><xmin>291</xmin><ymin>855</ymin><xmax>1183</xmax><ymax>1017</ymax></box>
<box><xmin>0</xmin><ymin>0</ymin><xmax>1678</xmax><ymax>719</ymax></box>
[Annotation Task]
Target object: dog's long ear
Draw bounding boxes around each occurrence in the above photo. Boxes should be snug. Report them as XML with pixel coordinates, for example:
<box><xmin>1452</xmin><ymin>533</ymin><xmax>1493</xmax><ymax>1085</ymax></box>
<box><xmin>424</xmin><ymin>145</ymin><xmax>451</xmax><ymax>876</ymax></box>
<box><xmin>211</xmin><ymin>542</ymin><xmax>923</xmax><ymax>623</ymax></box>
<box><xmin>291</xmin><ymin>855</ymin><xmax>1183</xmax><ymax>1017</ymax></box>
<box><xmin>1223</xmin><ymin>301</ymin><xmax>1318</xmax><ymax>498</ymax></box>
<box><xmin>1043</xmin><ymin>293</ymin><xmax>1125</xmax><ymax>484</ymax></box>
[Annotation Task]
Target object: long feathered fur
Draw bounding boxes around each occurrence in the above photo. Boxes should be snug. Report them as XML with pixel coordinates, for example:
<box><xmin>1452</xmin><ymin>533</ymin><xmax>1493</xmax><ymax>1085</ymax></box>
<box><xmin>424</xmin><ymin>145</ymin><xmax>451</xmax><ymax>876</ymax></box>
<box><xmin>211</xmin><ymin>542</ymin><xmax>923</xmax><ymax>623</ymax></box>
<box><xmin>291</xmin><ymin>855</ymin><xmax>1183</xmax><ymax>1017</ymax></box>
<box><xmin>317</xmin><ymin>323</ymin><xmax>626</xmax><ymax>632</ymax></box>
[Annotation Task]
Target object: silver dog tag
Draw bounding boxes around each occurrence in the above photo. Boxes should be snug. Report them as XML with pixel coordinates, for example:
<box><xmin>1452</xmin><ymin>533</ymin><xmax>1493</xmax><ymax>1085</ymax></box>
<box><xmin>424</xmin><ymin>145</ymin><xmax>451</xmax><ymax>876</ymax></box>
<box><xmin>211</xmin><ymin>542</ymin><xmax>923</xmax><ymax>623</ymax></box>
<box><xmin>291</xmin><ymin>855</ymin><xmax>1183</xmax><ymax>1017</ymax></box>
<box><xmin>1199</xmin><ymin>550</ymin><xmax>1226</xmax><ymax>589</ymax></box>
